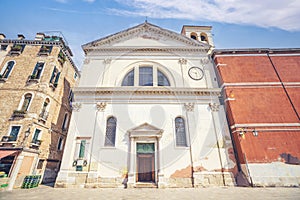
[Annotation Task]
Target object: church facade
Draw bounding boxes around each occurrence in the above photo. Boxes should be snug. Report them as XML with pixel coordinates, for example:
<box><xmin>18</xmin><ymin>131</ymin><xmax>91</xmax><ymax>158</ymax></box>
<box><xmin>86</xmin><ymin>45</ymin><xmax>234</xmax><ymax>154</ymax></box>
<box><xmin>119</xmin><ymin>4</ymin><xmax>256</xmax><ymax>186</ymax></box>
<box><xmin>55</xmin><ymin>22</ymin><xmax>237</xmax><ymax>188</ymax></box>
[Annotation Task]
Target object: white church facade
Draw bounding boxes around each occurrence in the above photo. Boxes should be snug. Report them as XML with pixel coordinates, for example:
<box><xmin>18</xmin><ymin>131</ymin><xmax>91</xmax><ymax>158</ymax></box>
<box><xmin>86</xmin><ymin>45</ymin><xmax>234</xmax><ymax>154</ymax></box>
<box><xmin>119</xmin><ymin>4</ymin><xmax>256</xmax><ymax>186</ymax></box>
<box><xmin>55</xmin><ymin>22</ymin><xmax>237</xmax><ymax>188</ymax></box>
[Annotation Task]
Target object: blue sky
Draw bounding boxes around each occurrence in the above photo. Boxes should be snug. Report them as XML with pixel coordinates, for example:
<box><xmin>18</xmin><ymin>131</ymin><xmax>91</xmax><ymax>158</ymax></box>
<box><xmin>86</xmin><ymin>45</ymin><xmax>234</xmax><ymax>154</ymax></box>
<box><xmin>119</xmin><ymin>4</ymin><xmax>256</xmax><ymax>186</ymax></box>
<box><xmin>2</xmin><ymin>0</ymin><xmax>300</xmax><ymax>68</ymax></box>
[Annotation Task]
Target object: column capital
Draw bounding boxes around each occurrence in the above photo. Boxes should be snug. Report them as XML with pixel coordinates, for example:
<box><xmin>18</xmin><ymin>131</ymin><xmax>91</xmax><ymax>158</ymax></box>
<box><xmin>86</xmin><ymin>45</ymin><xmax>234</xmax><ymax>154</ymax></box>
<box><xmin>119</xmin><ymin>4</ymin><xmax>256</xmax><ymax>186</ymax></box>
<box><xmin>184</xmin><ymin>102</ymin><xmax>195</xmax><ymax>112</ymax></box>
<box><xmin>209</xmin><ymin>102</ymin><xmax>220</xmax><ymax>112</ymax></box>
<box><xmin>96</xmin><ymin>102</ymin><xmax>107</xmax><ymax>112</ymax></box>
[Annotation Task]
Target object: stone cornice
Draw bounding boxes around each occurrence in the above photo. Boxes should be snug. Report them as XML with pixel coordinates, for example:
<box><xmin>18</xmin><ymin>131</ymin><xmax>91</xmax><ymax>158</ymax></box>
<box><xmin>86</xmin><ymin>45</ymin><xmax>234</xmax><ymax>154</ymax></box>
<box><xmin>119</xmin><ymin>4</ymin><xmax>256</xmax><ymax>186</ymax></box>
<box><xmin>73</xmin><ymin>87</ymin><xmax>221</xmax><ymax>96</ymax></box>
<box><xmin>0</xmin><ymin>39</ymin><xmax>80</xmax><ymax>75</ymax></box>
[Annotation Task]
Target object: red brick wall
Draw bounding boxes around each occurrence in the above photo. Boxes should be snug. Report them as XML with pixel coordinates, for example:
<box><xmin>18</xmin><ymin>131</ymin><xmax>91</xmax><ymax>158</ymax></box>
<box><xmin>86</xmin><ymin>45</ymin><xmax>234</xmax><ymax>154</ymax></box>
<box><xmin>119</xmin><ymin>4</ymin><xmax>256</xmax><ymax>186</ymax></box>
<box><xmin>214</xmin><ymin>52</ymin><xmax>300</xmax><ymax>164</ymax></box>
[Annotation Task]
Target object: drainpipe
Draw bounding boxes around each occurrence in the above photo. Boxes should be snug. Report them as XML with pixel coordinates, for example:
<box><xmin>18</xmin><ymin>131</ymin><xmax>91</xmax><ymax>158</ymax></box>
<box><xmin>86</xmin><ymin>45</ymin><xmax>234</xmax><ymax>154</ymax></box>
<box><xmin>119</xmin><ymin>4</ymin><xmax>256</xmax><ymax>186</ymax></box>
<box><xmin>185</xmin><ymin>104</ymin><xmax>194</xmax><ymax>187</ymax></box>
<box><xmin>85</xmin><ymin>104</ymin><xmax>100</xmax><ymax>186</ymax></box>
<box><xmin>209</xmin><ymin>101</ymin><xmax>226</xmax><ymax>186</ymax></box>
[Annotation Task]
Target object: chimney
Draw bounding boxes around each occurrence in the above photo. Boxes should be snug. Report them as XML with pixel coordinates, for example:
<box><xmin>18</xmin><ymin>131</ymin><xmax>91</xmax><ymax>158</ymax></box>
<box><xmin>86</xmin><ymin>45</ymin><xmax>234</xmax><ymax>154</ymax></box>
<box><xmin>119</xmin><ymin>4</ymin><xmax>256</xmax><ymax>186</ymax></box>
<box><xmin>35</xmin><ymin>32</ymin><xmax>45</xmax><ymax>41</ymax></box>
<box><xmin>18</xmin><ymin>34</ymin><xmax>25</xmax><ymax>40</ymax></box>
<box><xmin>0</xmin><ymin>33</ymin><xmax>6</xmax><ymax>40</ymax></box>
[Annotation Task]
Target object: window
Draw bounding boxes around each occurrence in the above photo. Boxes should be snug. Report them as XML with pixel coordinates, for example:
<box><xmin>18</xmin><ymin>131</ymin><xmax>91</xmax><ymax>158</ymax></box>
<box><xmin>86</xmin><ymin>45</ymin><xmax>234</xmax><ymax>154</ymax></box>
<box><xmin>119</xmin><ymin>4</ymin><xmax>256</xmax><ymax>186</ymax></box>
<box><xmin>158</xmin><ymin>70</ymin><xmax>170</xmax><ymax>86</ymax></box>
<box><xmin>190</xmin><ymin>32</ymin><xmax>197</xmax><ymax>40</ymax></box>
<box><xmin>0</xmin><ymin>45</ymin><xmax>8</xmax><ymax>51</ymax></box>
<box><xmin>79</xmin><ymin>140</ymin><xmax>86</xmax><ymax>158</ymax></box>
<box><xmin>32</xmin><ymin>129</ymin><xmax>41</xmax><ymax>143</ymax></box>
<box><xmin>175</xmin><ymin>117</ymin><xmax>187</xmax><ymax>147</ymax></box>
<box><xmin>0</xmin><ymin>61</ymin><xmax>15</xmax><ymax>79</ymax></box>
<box><xmin>62</xmin><ymin>113</ymin><xmax>69</xmax><ymax>131</ymax></box>
<box><xmin>21</xmin><ymin>93</ymin><xmax>32</xmax><ymax>111</ymax></box>
<box><xmin>139</xmin><ymin>67</ymin><xmax>153</xmax><ymax>86</ymax></box>
<box><xmin>57</xmin><ymin>137</ymin><xmax>64</xmax><ymax>151</ymax></box>
<box><xmin>200</xmin><ymin>33</ymin><xmax>208</xmax><ymax>42</ymax></box>
<box><xmin>37</xmin><ymin>159</ymin><xmax>44</xmax><ymax>169</ymax></box>
<box><xmin>9</xmin><ymin>126</ymin><xmax>21</xmax><ymax>141</ymax></box>
<box><xmin>49</xmin><ymin>66</ymin><xmax>60</xmax><ymax>87</ymax></box>
<box><xmin>104</xmin><ymin>117</ymin><xmax>117</xmax><ymax>146</ymax></box>
<box><xmin>121</xmin><ymin>66</ymin><xmax>170</xmax><ymax>87</ymax></box>
<box><xmin>68</xmin><ymin>90</ymin><xmax>74</xmax><ymax>103</ymax></box>
<box><xmin>31</xmin><ymin>62</ymin><xmax>44</xmax><ymax>79</ymax></box>
<box><xmin>40</xmin><ymin>98</ymin><xmax>50</xmax><ymax>120</ymax></box>
<box><xmin>121</xmin><ymin>69</ymin><xmax>134</xmax><ymax>86</ymax></box>
<box><xmin>38</xmin><ymin>45</ymin><xmax>52</xmax><ymax>55</ymax></box>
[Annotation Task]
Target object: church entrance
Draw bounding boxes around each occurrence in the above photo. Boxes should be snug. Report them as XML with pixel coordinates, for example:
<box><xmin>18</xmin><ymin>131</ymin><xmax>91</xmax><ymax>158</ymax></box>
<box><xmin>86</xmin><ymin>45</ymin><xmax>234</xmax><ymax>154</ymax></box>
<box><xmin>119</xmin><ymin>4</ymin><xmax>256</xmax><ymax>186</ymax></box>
<box><xmin>136</xmin><ymin>143</ymin><xmax>155</xmax><ymax>182</ymax></box>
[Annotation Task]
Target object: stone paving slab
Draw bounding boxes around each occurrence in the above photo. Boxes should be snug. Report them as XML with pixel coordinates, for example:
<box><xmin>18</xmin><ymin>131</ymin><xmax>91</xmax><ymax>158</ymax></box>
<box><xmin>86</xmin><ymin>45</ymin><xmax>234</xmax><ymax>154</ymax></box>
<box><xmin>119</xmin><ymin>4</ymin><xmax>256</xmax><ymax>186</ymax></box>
<box><xmin>0</xmin><ymin>185</ymin><xmax>299</xmax><ymax>200</ymax></box>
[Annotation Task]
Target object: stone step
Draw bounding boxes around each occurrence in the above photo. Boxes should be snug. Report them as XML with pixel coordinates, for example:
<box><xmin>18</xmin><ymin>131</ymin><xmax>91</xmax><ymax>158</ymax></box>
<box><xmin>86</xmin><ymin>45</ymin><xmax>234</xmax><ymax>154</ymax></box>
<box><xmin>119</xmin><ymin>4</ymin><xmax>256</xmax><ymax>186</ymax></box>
<box><xmin>134</xmin><ymin>182</ymin><xmax>157</xmax><ymax>188</ymax></box>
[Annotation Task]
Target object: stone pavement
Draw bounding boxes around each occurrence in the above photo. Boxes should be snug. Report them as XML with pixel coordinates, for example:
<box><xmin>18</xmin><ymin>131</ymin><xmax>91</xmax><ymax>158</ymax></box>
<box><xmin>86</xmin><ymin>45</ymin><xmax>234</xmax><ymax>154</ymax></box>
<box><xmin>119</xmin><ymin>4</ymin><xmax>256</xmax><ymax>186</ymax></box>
<box><xmin>0</xmin><ymin>185</ymin><xmax>299</xmax><ymax>200</ymax></box>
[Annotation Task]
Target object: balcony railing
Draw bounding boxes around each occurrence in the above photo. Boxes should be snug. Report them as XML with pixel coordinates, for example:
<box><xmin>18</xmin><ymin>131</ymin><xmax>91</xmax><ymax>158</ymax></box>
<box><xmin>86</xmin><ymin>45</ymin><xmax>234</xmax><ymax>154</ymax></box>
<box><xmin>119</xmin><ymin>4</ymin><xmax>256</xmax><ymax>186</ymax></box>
<box><xmin>39</xmin><ymin>110</ymin><xmax>49</xmax><ymax>122</ymax></box>
<box><xmin>27</xmin><ymin>75</ymin><xmax>39</xmax><ymax>83</ymax></box>
<box><xmin>31</xmin><ymin>139</ymin><xmax>42</xmax><ymax>146</ymax></box>
<box><xmin>9</xmin><ymin>45</ymin><xmax>24</xmax><ymax>56</ymax></box>
<box><xmin>12</xmin><ymin>110</ymin><xmax>27</xmax><ymax>118</ymax></box>
<box><xmin>38</xmin><ymin>46</ymin><xmax>52</xmax><ymax>56</ymax></box>
<box><xmin>1</xmin><ymin>135</ymin><xmax>17</xmax><ymax>142</ymax></box>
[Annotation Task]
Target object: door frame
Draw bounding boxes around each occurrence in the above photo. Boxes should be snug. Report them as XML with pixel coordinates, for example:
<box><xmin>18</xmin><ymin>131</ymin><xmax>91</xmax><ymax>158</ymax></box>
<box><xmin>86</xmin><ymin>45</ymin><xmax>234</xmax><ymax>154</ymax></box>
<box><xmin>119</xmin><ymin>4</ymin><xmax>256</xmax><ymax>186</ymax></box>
<box><xmin>136</xmin><ymin>144</ymin><xmax>155</xmax><ymax>182</ymax></box>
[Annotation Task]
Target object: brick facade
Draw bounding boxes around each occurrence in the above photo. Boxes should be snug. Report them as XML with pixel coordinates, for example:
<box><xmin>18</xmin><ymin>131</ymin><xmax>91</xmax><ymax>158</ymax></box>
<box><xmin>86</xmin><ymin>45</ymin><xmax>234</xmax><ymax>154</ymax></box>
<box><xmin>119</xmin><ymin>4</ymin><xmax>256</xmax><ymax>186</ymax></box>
<box><xmin>0</xmin><ymin>33</ymin><xmax>79</xmax><ymax>189</ymax></box>
<box><xmin>213</xmin><ymin>49</ymin><xmax>300</xmax><ymax>186</ymax></box>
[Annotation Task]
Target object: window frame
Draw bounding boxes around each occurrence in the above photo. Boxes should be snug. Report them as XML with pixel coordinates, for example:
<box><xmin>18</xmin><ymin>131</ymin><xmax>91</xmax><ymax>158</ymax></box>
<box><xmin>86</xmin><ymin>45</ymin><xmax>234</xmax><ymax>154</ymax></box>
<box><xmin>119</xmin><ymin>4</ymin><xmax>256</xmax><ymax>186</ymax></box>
<box><xmin>8</xmin><ymin>125</ymin><xmax>22</xmax><ymax>142</ymax></box>
<box><xmin>18</xmin><ymin>93</ymin><xmax>33</xmax><ymax>112</ymax></box>
<box><xmin>104</xmin><ymin>116</ymin><xmax>117</xmax><ymax>147</ymax></box>
<box><xmin>0</xmin><ymin>60</ymin><xmax>15</xmax><ymax>79</ymax></box>
<box><xmin>174</xmin><ymin>116</ymin><xmax>188</xmax><ymax>147</ymax></box>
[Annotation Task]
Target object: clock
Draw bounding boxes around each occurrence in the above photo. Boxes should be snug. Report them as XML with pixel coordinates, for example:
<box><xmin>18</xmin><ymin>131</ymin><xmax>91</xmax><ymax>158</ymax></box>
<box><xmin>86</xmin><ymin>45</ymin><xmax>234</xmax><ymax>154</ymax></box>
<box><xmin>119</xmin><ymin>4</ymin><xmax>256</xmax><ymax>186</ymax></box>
<box><xmin>188</xmin><ymin>67</ymin><xmax>204</xmax><ymax>80</ymax></box>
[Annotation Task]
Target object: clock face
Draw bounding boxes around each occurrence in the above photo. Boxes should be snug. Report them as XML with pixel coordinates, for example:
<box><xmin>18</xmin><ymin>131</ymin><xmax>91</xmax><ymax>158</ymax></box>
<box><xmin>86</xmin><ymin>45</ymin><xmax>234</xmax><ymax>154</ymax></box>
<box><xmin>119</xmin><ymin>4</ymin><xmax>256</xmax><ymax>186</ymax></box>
<box><xmin>188</xmin><ymin>67</ymin><xmax>204</xmax><ymax>80</ymax></box>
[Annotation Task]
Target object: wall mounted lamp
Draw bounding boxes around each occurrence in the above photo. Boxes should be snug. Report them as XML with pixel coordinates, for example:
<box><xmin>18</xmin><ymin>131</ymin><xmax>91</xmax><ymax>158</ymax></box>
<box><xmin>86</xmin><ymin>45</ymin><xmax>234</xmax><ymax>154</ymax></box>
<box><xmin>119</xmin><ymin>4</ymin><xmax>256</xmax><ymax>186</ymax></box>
<box><xmin>238</xmin><ymin>128</ymin><xmax>258</xmax><ymax>137</ymax></box>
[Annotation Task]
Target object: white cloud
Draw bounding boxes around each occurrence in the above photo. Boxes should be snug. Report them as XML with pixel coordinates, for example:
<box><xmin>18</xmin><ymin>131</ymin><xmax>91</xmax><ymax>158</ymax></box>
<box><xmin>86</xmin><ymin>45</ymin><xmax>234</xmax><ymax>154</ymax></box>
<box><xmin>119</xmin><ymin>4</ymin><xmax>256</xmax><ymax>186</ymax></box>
<box><xmin>54</xmin><ymin>0</ymin><xmax>68</xmax><ymax>3</ymax></box>
<box><xmin>111</xmin><ymin>0</ymin><xmax>300</xmax><ymax>31</ymax></box>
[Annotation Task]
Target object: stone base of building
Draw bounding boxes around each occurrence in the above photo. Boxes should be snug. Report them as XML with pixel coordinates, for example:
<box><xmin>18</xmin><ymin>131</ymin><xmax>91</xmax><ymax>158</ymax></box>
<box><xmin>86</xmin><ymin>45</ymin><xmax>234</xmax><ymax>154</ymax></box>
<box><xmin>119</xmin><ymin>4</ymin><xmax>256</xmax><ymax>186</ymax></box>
<box><xmin>243</xmin><ymin>162</ymin><xmax>300</xmax><ymax>187</ymax></box>
<box><xmin>55</xmin><ymin>171</ymin><xmax>236</xmax><ymax>188</ymax></box>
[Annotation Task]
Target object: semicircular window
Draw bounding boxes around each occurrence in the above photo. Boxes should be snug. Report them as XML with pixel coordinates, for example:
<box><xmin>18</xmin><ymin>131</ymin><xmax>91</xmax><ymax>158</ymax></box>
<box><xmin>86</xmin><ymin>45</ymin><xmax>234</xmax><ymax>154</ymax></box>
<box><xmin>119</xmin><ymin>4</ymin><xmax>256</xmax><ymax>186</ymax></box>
<box><xmin>121</xmin><ymin>69</ymin><xmax>134</xmax><ymax>86</ymax></box>
<box><xmin>121</xmin><ymin>66</ymin><xmax>170</xmax><ymax>87</ymax></box>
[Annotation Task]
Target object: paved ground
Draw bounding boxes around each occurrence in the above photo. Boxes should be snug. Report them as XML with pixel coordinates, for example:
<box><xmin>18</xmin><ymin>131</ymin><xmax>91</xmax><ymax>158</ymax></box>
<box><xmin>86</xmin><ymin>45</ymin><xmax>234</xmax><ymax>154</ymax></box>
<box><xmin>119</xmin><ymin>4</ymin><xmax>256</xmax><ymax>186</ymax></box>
<box><xmin>1</xmin><ymin>185</ymin><xmax>299</xmax><ymax>200</ymax></box>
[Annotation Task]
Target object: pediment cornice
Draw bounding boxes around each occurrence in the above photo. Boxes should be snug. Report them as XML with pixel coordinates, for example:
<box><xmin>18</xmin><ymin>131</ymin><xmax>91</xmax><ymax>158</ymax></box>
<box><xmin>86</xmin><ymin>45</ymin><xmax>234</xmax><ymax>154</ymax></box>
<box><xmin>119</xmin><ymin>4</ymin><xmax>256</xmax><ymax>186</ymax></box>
<box><xmin>82</xmin><ymin>22</ymin><xmax>210</xmax><ymax>53</ymax></box>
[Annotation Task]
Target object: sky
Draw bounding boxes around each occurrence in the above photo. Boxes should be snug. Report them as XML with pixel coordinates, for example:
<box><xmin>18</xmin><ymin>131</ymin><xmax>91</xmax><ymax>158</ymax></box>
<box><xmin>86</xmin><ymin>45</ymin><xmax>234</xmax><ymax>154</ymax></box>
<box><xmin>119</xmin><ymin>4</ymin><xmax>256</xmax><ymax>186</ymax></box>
<box><xmin>2</xmin><ymin>0</ymin><xmax>300</xmax><ymax>68</ymax></box>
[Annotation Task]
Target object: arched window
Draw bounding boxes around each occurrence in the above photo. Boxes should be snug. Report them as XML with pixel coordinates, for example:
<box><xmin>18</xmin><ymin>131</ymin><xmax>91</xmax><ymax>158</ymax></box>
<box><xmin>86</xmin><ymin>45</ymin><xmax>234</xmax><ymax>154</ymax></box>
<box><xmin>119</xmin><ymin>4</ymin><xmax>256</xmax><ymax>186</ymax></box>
<box><xmin>158</xmin><ymin>70</ymin><xmax>170</xmax><ymax>86</ymax></box>
<box><xmin>122</xmin><ymin>69</ymin><xmax>134</xmax><ymax>86</ymax></box>
<box><xmin>0</xmin><ymin>61</ymin><xmax>15</xmax><ymax>78</ymax></box>
<box><xmin>190</xmin><ymin>32</ymin><xmax>198</xmax><ymax>40</ymax></box>
<box><xmin>40</xmin><ymin>98</ymin><xmax>50</xmax><ymax>121</ymax></box>
<box><xmin>121</xmin><ymin>66</ymin><xmax>170</xmax><ymax>87</ymax></box>
<box><xmin>175</xmin><ymin>117</ymin><xmax>187</xmax><ymax>147</ymax></box>
<box><xmin>104</xmin><ymin>117</ymin><xmax>117</xmax><ymax>146</ymax></box>
<box><xmin>21</xmin><ymin>93</ymin><xmax>32</xmax><ymax>111</ymax></box>
<box><xmin>200</xmin><ymin>33</ymin><xmax>208</xmax><ymax>42</ymax></box>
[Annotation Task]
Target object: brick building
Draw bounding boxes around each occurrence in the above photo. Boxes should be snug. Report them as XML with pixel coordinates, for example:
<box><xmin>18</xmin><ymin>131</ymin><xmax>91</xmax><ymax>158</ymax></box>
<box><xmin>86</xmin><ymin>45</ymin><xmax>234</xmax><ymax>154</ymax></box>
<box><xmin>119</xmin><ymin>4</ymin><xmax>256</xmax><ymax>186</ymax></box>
<box><xmin>213</xmin><ymin>49</ymin><xmax>300</xmax><ymax>186</ymax></box>
<box><xmin>0</xmin><ymin>33</ymin><xmax>80</xmax><ymax>189</ymax></box>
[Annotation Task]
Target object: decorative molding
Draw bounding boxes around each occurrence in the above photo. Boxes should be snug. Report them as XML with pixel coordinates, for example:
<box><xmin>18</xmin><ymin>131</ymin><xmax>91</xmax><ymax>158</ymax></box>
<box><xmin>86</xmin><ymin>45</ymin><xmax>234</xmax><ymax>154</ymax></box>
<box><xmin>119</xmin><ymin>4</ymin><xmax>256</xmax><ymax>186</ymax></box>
<box><xmin>200</xmin><ymin>58</ymin><xmax>209</xmax><ymax>66</ymax></box>
<box><xmin>83</xmin><ymin>58</ymin><xmax>90</xmax><ymax>64</ymax></box>
<box><xmin>209</xmin><ymin>103</ymin><xmax>220</xmax><ymax>112</ymax></box>
<box><xmin>71</xmin><ymin>102</ymin><xmax>82</xmax><ymax>112</ymax></box>
<box><xmin>103</xmin><ymin>58</ymin><xmax>112</xmax><ymax>64</ymax></box>
<box><xmin>73</xmin><ymin>87</ymin><xmax>222</xmax><ymax>97</ymax></box>
<box><xmin>184</xmin><ymin>103</ymin><xmax>195</xmax><ymax>112</ymax></box>
<box><xmin>96</xmin><ymin>102</ymin><xmax>107</xmax><ymax>111</ymax></box>
<box><xmin>178</xmin><ymin>58</ymin><xmax>187</xmax><ymax>65</ymax></box>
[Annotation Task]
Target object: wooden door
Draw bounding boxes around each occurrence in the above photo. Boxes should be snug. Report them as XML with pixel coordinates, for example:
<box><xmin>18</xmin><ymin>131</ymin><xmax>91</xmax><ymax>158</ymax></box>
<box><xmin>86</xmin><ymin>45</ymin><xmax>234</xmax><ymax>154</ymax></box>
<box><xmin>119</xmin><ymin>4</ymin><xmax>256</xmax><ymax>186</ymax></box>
<box><xmin>137</xmin><ymin>153</ymin><xmax>154</xmax><ymax>182</ymax></box>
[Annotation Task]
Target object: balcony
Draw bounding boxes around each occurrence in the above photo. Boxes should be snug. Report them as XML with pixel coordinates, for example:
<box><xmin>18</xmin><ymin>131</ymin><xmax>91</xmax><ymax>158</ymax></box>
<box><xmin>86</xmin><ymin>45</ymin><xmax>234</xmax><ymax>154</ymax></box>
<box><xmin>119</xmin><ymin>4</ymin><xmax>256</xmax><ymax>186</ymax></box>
<box><xmin>27</xmin><ymin>75</ymin><xmax>39</xmax><ymax>84</ymax></box>
<box><xmin>12</xmin><ymin>110</ymin><xmax>27</xmax><ymax>118</ymax></box>
<box><xmin>38</xmin><ymin>45</ymin><xmax>52</xmax><ymax>56</ymax></box>
<box><xmin>39</xmin><ymin>111</ymin><xmax>49</xmax><ymax>122</ymax></box>
<box><xmin>1</xmin><ymin>135</ymin><xmax>17</xmax><ymax>142</ymax></box>
<box><xmin>0</xmin><ymin>75</ymin><xmax>6</xmax><ymax>83</ymax></box>
<box><xmin>9</xmin><ymin>44</ymin><xmax>24</xmax><ymax>56</ymax></box>
<box><xmin>30</xmin><ymin>139</ymin><xmax>42</xmax><ymax>146</ymax></box>
<box><xmin>58</xmin><ymin>52</ymin><xmax>66</xmax><ymax>66</ymax></box>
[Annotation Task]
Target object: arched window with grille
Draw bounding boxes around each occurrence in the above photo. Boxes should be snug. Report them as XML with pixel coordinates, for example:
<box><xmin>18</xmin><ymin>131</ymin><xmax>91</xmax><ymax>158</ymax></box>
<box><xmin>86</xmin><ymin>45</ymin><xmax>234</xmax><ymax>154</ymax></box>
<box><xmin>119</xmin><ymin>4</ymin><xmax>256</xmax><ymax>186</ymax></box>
<box><xmin>175</xmin><ymin>117</ymin><xmax>187</xmax><ymax>147</ymax></box>
<box><xmin>104</xmin><ymin>116</ymin><xmax>117</xmax><ymax>146</ymax></box>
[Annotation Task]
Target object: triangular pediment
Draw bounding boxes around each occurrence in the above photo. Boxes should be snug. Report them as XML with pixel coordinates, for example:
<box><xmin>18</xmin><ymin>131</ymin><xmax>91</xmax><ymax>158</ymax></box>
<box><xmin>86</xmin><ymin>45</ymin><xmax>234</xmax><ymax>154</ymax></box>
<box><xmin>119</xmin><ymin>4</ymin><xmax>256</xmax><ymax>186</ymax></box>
<box><xmin>128</xmin><ymin>122</ymin><xmax>163</xmax><ymax>138</ymax></box>
<box><xmin>82</xmin><ymin>22</ymin><xmax>210</xmax><ymax>51</ymax></box>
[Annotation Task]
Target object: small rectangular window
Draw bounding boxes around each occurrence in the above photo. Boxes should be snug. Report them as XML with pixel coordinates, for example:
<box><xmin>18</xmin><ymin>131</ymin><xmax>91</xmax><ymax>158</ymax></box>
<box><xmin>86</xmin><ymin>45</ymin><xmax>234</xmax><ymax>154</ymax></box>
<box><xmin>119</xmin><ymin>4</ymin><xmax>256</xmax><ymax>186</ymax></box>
<box><xmin>32</xmin><ymin>129</ymin><xmax>41</xmax><ymax>143</ymax></box>
<box><xmin>37</xmin><ymin>159</ymin><xmax>44</xmax><ymax>169</ymax></box>
<box><xmin>0</xmin><ymin>45</ymin><xmax>8</xmax><ymax>51</ymax></box>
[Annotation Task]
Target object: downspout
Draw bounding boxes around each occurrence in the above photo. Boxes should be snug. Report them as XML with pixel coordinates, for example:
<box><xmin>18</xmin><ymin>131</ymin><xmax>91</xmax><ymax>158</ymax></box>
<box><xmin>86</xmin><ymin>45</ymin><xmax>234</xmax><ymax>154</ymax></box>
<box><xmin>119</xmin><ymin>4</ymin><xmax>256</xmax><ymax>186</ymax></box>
<box><xmin>85</xmin><ymin>105</ymin><xmax>99</xmax><ymax>186</ymax></box>
<box><xmin>185</xmin><ymin>105</ymin><xmax>194</xmax><ymax>187</ymax></box>
<box><xmin>209</xmin><ymin>101</ymin><xmax>226</xmax><ymax>186</ymax></box>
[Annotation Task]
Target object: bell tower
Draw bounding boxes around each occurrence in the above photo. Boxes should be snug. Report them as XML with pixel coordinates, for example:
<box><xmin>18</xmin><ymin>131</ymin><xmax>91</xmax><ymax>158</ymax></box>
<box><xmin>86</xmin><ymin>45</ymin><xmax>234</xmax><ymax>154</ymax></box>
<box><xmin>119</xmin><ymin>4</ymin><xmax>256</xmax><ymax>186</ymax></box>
<box><xmin>181</xmin><ymin>25</ymin><xmax>214</xmax><ymax>47</ymax></box>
